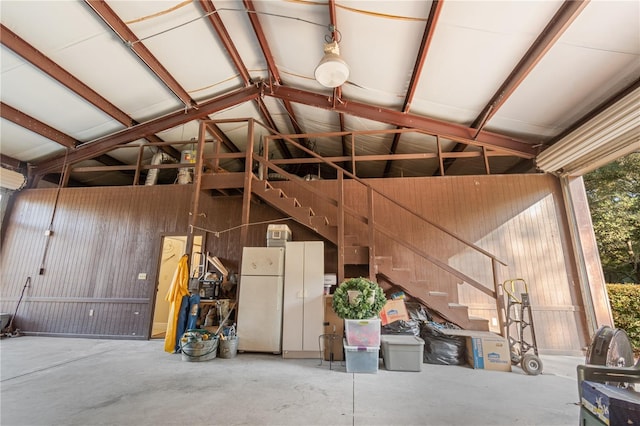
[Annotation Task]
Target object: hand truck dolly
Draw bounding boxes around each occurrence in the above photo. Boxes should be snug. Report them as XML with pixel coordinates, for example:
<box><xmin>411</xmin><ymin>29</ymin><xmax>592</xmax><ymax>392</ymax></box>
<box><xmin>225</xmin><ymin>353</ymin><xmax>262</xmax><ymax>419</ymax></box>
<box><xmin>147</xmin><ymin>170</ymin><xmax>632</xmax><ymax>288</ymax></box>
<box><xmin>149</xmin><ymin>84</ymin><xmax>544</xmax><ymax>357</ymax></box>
<box><xmin>503</xmin><ymin>278</ymin><xmax>543</xmax><ymax>375</ymax></box>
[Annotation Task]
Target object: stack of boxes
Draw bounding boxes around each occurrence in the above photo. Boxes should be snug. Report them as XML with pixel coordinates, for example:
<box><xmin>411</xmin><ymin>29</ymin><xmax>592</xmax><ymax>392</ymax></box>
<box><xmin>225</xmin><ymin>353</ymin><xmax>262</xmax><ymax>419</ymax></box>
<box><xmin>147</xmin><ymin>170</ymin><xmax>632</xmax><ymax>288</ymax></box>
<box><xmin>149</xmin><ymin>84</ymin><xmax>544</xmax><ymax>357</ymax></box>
<box><xmin>343</xmin><ymin>319</ymin><xmax>381</xmax><ymax>373</ymax></box>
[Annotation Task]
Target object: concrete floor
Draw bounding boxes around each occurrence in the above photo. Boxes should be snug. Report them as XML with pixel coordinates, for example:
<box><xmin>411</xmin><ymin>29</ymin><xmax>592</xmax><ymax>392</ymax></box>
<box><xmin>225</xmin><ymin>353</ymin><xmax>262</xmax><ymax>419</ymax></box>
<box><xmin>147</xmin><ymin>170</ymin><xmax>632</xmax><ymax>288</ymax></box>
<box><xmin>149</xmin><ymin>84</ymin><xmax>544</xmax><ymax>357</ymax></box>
<box><xmin>1</xmin><ymin>336</ymin><xmax>585</xmax><ymax>426</ymax></box>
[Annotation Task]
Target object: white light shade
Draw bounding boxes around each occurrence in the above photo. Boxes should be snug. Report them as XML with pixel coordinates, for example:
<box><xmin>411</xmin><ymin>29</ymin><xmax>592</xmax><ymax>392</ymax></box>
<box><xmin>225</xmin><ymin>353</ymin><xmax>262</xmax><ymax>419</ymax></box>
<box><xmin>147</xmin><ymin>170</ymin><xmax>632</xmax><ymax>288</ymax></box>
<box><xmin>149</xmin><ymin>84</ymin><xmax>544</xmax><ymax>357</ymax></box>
<box><xmin>0</xmin><ymin>167</ymin><xmax>26</xmax><ymax>190</ymax></box>
<box><xmin>314</xmin><ymin>41</ymin><xmax>350</xmax><ymax>88</ymax></box>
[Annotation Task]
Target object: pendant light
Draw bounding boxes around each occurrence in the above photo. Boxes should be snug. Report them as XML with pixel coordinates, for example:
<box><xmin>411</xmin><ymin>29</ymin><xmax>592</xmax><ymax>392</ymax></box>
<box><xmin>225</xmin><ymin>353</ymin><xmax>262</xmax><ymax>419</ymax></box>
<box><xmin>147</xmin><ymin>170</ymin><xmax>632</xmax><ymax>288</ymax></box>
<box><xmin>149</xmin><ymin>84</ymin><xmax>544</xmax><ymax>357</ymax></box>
<box><xmin>314</xmin><ymin>40</ymin><xmax>350</xmax><ymax>88</ymax></box>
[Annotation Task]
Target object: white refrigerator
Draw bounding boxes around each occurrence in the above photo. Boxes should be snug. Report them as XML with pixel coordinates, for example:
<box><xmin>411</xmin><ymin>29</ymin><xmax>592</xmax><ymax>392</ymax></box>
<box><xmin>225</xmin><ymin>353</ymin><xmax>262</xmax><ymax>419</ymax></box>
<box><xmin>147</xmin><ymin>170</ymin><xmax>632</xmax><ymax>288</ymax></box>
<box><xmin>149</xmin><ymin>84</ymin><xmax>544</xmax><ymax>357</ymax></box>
<box><xmin>237</xmin><ymin>247</ymin><xmax>285</xmax><ymax>353</ymax></box>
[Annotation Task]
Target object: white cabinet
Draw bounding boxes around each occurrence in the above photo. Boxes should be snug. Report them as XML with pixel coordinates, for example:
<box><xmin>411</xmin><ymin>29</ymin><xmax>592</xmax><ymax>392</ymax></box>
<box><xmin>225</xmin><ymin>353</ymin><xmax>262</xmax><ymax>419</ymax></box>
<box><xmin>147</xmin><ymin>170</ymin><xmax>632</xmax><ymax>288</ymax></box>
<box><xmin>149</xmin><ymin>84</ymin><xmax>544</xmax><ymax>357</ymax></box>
<box><xmin>282</xmin><ymin>241</ymin><xmax>324</xmax><ymax>358</ymax></box>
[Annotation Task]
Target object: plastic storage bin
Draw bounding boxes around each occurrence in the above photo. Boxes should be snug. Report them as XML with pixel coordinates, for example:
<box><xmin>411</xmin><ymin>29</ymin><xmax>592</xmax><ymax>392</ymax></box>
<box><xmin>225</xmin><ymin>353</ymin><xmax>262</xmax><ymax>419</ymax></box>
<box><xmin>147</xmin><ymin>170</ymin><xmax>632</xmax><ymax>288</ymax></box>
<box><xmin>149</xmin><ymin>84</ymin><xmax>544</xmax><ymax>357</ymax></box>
<box><xmin>381</xmin><ymin>335</ymin><xmax>425</xmax><ymax>371</ymax></box>
<box><xmin>344</xmin><ymin>339</ymin><xmax>379</xmax><ymax>373</ymax></box>
<box><xmin>345</xmin><ymin>319</ymin><xmax>381</xmax><ymax>347</ymax></box>
<box><xmin>266</xmin><ymin>224</ymin><xmax>292</xmax><ymax>247</ymax></box>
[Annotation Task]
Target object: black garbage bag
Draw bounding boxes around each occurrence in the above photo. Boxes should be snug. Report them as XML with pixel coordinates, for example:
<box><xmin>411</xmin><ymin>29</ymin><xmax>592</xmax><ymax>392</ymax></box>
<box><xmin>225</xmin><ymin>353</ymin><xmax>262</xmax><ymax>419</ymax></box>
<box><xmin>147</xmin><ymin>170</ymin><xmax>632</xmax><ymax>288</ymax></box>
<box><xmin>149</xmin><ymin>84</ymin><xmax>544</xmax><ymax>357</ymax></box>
<box><xmin>381</xmin><ymin>319</ymin><xmax>421</xmax><ymax>336</ymax></box>
<box><xmin>420</xmin><ymin>321</ymin><xmax>466</xmax><ymax>365</ymax></box>
<box><xmin>405</xmin><ymin>302</ymin><xmax>433</xmax><ymax>322</ymax></box>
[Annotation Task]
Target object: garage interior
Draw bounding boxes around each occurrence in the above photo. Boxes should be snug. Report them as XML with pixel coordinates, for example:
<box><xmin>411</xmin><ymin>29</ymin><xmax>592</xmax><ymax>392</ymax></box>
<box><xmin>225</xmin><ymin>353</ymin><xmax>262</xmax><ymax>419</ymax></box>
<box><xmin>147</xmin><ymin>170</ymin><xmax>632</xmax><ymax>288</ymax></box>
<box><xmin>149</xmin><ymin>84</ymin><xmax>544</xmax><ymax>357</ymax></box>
<box><xmin>0</xmin><ymin>1</ymin><xmax>638</xmax><ymax>425</ymax></box>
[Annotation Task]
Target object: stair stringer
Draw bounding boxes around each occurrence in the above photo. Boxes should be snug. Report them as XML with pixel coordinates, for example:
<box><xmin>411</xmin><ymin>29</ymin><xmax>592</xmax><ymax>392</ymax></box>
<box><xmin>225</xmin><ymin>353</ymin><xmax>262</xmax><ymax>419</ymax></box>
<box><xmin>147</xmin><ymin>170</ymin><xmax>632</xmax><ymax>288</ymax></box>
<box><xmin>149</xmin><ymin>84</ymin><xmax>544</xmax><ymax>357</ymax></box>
<box><xmin>250</xmin><ymin>178</ymin><xmax>337</xmax><ymax>244</ymax></box>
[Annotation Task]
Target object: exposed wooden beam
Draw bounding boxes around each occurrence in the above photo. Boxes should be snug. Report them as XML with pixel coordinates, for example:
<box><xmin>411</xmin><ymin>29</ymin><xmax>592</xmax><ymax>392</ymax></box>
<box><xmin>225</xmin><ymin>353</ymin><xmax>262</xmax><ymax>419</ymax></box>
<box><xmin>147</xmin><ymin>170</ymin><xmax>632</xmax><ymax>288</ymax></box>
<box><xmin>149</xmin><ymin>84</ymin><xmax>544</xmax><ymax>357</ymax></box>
<box><xmin>85</xmin><ymin>0</ymin><xmax>196</xmax><ymax>109</ymax></box>
<box><xmin>384</xmin><ymin>0</ymin><xmax>443</xmax><ymax>177</ymax></box>
<box><xmin>267</xmin><ymin>85</ymin><xmax>537</xmax><ymax>158</ymax></box>
<box><xmin>34</xmin><ymin>85</ymin><xmax>262</xmax><ymax>176</ymax></box>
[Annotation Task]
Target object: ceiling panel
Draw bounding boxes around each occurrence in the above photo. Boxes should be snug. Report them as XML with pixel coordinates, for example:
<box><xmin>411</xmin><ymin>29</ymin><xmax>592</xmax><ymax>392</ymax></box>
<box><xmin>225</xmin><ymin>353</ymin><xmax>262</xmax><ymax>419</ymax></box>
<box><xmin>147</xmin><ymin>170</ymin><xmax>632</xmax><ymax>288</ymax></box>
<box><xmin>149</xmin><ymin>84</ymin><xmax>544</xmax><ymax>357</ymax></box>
<box><xmin>0</xmin><ymin>1</ymin><xmax>637</xmax><ymax>184</ymax></box>
<box><xmin>488</xmin><ymin>0</ymin><xmax>640</xmax><ymax>141</ymax></box>
<box><xmin>411</xmin><ymin>1</ymin><xmax>562</xmax><ymax>126</ymax></box>
<box><xmin>0</xmin><ymin>48</ymin><xmax>124</xmax><ymax>142</ymax></box>
<box><xmin>0</xmin><ymin>119</ymin><xmax>65</xmax><ymax>162</ymax></box>
<box><xmin>108</xmin><ymin>1</ymin><xmax>244</xmax><ymax>102</ymax></box>
<box><xmin>337</xmin><ymin>1</ymin><xmax>431</xmax><ymax>108</ymax></box>
<box><xmin>1</xmin><ymin>1</ymin><xmax>182</xmax><ymax>122</ymax></box>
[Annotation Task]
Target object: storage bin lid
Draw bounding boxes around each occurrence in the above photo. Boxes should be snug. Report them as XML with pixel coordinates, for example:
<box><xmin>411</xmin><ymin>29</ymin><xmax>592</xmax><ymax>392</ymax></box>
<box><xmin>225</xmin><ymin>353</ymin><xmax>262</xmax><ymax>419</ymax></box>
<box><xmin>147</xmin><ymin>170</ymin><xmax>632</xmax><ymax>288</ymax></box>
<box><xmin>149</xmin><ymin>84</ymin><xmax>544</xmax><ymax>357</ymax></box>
<box><xmin>380</xmin><ymin>335</ymin><xmax>424</xmax><ymax>346</ymax></box>
<box><xmin>343</xmin><ymin>338</ymin><xmax>380</xmax><ymax>352</ymax></box>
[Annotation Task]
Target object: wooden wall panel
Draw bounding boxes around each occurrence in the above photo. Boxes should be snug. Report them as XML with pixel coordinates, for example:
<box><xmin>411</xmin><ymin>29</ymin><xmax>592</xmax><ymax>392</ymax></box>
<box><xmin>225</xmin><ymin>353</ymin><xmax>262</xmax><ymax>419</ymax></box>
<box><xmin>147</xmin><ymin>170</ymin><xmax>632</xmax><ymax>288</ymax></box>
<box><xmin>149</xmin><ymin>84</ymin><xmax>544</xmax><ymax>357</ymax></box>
<box><xmin>276</xmin><ymin>174</ymin><xmax>589</xmax><ymax>354</ymax></box>
<box><xmin>1</xmin><ymin>174</ymin><xmax>591</xmax><ymax>352</ymax></box>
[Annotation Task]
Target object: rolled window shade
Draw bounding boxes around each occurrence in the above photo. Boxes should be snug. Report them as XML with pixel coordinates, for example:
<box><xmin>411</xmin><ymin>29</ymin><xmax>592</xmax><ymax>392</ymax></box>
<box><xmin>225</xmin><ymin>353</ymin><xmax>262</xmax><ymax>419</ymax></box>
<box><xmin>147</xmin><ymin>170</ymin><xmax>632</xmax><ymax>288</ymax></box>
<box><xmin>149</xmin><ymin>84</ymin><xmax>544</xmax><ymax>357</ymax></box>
<box><xmin>536</xmin><ymin>86</ymin><xmax>640</xmax><ymax>176</ymax></box>
<box><xmin>0</xmin><ymin>167</ymin><xmax>27</xmax><ymax>190</ymax></box>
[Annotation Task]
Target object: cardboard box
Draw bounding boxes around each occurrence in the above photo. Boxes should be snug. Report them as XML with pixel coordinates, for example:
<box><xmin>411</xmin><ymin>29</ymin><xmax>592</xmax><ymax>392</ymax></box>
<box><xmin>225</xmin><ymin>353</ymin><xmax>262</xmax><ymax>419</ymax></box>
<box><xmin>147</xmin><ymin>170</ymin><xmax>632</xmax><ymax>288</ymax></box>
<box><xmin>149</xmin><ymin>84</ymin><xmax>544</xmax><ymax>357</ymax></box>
<box><xmin>465</xmin><ymin>333</ymin><xmax>512</xmax><ymax>372</ymax></box>
<box><xmin>379</xmin><ymin>299</ymin><xmax>409</xmax><ymax>326</ymax></box>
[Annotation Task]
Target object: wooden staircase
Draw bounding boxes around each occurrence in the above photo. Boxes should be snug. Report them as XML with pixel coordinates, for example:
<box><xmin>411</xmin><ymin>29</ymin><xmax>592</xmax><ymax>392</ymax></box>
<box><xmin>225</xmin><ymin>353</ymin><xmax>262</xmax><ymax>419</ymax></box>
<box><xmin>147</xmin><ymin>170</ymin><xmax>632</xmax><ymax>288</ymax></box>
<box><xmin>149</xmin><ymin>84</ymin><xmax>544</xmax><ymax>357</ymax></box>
<box><xmin>249</xmin><ymin>176</ymin><xmax>491</xmax><ymax>332</ymax></box>
<box><xmin>191</xmin><ymin>119</ymin><xmax>508</xmax><ymax>334</ymax></box>
<box><xmin>250</xmin><ymin>177</ymin><xmax>337</xmax><ymax>243</ymax></box>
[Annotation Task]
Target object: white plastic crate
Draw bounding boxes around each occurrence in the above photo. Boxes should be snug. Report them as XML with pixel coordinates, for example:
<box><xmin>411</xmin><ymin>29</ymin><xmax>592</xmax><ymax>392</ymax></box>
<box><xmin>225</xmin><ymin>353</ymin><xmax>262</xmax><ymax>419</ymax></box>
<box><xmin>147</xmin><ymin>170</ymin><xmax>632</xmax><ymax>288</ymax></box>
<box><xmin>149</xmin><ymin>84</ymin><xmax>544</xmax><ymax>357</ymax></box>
<box><xmin>344</xmin><ymin>339</ymin><xmax>379</xmax><ymax>373</ymax></box>
<box><xmin>345</xmin><ymin>319</ymin><xmax>381</xmax><ymax>347</ymax></box>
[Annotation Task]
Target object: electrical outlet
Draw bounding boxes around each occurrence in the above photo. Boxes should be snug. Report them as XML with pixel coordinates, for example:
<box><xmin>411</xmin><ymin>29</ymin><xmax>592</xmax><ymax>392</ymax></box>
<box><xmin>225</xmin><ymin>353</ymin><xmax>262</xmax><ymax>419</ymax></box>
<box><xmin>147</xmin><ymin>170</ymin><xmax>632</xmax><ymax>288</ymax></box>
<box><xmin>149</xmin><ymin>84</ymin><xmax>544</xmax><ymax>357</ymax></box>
<box><xmin>89</xmin><ymin>309</ymin><xmax>94</xmax><ymax>317</ymax></box>
<box><xmin>137</xmin><ymin>273</ymin><xmax>147</xmax><ymax>280</ymax></box>
<box><xmin>491</xmin><ymin>317</ymin><xmax>498</xmax><ymax>327</ymax></box>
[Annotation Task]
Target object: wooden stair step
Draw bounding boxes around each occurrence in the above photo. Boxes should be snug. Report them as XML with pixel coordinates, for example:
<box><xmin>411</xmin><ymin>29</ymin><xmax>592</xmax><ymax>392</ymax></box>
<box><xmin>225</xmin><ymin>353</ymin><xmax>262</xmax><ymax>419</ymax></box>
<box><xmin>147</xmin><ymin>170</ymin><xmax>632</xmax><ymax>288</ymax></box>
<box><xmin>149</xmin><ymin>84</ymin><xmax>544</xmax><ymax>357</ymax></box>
<box><xmin>294</xmin><ymin>206</ymin><xmax>315</xmax><ymax>217</ymax></box>
<box><xmin>309</xmin><ymin>215</ymin><xmax>330</xmax><ymax>227</ymax></box>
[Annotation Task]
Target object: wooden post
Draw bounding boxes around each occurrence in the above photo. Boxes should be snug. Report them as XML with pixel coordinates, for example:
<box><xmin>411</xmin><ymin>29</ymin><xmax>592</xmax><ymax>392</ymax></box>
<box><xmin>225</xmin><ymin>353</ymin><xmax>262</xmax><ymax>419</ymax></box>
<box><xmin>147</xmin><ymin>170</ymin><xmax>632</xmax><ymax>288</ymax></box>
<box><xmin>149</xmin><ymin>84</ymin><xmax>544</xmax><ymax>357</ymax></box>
<box><xmin>240</xmin><ymin>119</ymin><xmax>255</xmax><ymax>248</ymax></box>
<box><xmin>337</xmin><ymin>170</ymin><xmax>345</xmax><ymax>283</ymax></box>
<box><xmin>492</xmin><ymin>258</ymin><xmax>506</xmax><ymax>336</ymax></box>
<box><xmin>186</xmin><ymin>121</ymin><xmax>207</xmax><ymax>259</ymax></box>
<box><xmin>367</xmin><ymin>186</ymin><xmax>376</xmax><ymax>280</ymax></box>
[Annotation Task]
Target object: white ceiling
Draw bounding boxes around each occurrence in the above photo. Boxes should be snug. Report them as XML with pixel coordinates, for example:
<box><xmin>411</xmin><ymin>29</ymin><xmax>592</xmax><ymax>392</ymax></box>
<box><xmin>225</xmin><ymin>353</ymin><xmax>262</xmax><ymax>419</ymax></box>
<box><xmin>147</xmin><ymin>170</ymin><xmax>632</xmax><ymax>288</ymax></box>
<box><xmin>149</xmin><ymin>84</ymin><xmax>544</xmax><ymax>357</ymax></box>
<box><xmin>1</xmin><ymin>0</ymin><xmax>639</xmax><ymax>186</ymax></box>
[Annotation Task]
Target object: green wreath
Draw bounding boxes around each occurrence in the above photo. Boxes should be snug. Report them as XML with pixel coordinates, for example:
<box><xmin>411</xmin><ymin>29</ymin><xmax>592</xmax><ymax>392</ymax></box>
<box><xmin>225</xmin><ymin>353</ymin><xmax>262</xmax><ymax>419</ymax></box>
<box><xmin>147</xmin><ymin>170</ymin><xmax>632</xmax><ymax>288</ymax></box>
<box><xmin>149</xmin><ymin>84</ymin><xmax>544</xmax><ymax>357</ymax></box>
<box><xmin>332</xmin><ymin>277</ymin><xmax>386</xmax><ymax>319</ymax></box>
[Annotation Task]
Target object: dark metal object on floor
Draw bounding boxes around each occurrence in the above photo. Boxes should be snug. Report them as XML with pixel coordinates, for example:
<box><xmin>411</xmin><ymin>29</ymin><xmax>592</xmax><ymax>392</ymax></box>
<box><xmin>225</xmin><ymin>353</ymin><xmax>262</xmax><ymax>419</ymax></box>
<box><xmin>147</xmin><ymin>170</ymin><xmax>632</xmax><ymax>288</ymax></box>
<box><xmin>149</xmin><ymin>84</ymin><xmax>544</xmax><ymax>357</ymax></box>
<box><xmin>504</xmin><ymin>278</ymin><xmax>543</xmax><ymax>375</ymax></box>
<box><xmin>2</xmin><ymin>276</ymin><xmax>30</xmax><ymax>338</ymax></box>
<box><xmin>318</xmin><ymin>333</ymin><xmax>341</xmax><ymax>370</ymax></box>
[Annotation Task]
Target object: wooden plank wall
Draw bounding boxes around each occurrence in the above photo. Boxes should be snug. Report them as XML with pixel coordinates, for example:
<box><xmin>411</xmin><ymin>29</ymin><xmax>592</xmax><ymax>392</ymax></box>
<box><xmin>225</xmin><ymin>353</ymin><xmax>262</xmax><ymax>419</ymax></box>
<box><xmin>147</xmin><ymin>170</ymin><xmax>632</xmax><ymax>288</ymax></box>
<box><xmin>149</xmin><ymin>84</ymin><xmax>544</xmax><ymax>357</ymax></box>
<box><xmin>0</xmin><ymin>185</ymin><xmax>288</xmax><ymax>339</ymax></box>
<box><xmin>273</xmin><ymin>174</ymin><xmax>589</xmax><ymax>354</ymax></box>
<box><xmin>0</xmin><ymin>174</ymin><xmax>592</xmax><ymax>353</ymax></box>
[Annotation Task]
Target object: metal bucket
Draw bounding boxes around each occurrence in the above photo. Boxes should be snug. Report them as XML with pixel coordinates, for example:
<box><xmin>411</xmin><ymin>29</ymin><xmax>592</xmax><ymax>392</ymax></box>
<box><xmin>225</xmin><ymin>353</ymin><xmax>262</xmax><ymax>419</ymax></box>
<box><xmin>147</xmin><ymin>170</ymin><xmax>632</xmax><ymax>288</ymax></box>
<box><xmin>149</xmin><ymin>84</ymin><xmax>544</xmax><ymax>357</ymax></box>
<box><xmin>180</xmin><ymin>332</ymin><xmax>218</xmax><ymax>362</ymax></box>
<box><xmin>218</xmin><ymin>336</ymin><xmax>238</xmax><ymax>359</ymax></box>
